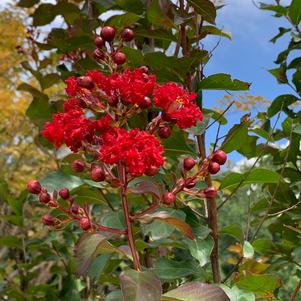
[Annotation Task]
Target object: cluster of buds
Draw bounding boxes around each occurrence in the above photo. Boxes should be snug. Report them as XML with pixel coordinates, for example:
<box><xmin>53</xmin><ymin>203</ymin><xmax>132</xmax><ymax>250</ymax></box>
<box><xmin>93</xmin><ymin>26</ymin><xmax>134</xmax><ymax>66</ymax></box>
<box><xmin>161</xmin><ymin>149</ymin><xmax>227</xmax><ymax>205</ymax></box>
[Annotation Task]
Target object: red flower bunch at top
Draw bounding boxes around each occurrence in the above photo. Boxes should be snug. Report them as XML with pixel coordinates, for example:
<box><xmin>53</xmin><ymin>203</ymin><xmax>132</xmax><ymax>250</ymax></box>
<box><xmin>66</xmin><ymin>77</ymin><xmax>79</xmax><ymax>96</ymax></box>
<box><xmin>113</xmin><ymin>68</ymin><xmax>156</xmax><ymax>106</ymax></box>
<box><xmin>99</xmin><ymin>128</ymin><xmax>164</xmax><ymax>176</ymax></box>
<box><xmin>42</xmin><ymin>109</ymin><xmax>97</xmax><ymax>152</ymax></box>
<box><xmin>153</xmin><ymin>82</ymin><xmax>203</xmax><ymax>129</ymax></box>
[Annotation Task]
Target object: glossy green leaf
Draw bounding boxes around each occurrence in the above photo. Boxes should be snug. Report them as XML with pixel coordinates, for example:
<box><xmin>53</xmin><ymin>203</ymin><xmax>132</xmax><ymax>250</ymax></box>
<box><xmin>147</xmin><ymin>0</ymin><xmax>174</xmax><ymax>28</ymax></box>
<box><xmin>267</xmin><ymin>94</ymin><xmax>299</xmax><ymax>117</ymax></box>
<box><xmin>199</xmin><ymin>73</ymin><xmax>250</xmax><ymax>90</ymax></box>
<box><xmin>107</xmin><ymin>12</ymin><xmax>141</xmax><ymax>28</ymax></box>
<box><xmin>32</xmin><ymin>3</ymin><xmax>56</xmax><ymax>26</ymax></box>
<box><xmin>18</xmin><ymin>83</ymin><xmax>48</xmax><ymax>100</ymax></box>
<box><xmin>187</xmin><ymin>0</ymin><xmax>216</xmax><ymax>24</ymax></box>
<box><xmin>252</xmin><ymin>240</ymin><xmax>278</xmax><ymax>255</ymax></box>
<box><xmin>288</xmin><ymin>0</ymin><xmax>301</xmax><ymax>25</ymax></box>
<box><xmin>120</xmin><ymin>269</ymin><xmax>161</xmax><ymax>301</ymax></box>
<box><xmin>268</xmin><ymin>66</ymin><xmax>288</xmax><ymax>83</ymax></box>
<box><xmin>243</xmin><ymin>241</ymin><xmax>254</xmax><ymax>259</ymax></box>
<box><xmin>201</xmin><ymin>25</ymin><xmax>232</xmax><ymax>39</ymax></box>
<box><xmin>221</xmin><ymin>123</ymin><xmax>248</xmax><ymax>153</ymax></box>
<box><xmin>163</xmin><ymin>282</ymin><xmax>230</xmax><ymax>301</ymax></box>
<box><xmin>134</xmin><ymin>28</ymin><xmax>177</xmax><ymax>42</ymax></box>
<box><xmin>17</xmin><ymin>0</ymin><xmax>39</xmax><ymax>7</ymax></box>
<box><xmin>220</xmin><ymin>285</ymin><xmax>255</xmax><ymax>301</ymax></box>
<box><xmin>236</xmin><ymin>274</ymin><xmax>281</xmax><ymax>296</ymax></box>
<box><xmin>153</xmin><ymin>258</ymin><xmax>197</xmax><ymax>280</ymax></box>
<box><xmin>220</xmin><ymin>168</ymin><xmax>281</xmax><ymax>191</ymax></box>
<box><xmin>185</xmin><ymin>236</ymin><xmax>213</xmax><ymax>267</ymax></box>
<box><xmin>221</xmin><ymin>224</ymin><xmax>244</xmax><ymax>243</ymax></box>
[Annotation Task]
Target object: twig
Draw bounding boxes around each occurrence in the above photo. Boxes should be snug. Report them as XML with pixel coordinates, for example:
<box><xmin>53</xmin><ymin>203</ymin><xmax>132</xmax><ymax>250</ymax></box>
<box><xmin>290</xmin><ymin>278</ymin><xmax>301</xmax><ymax>301</ymax></box>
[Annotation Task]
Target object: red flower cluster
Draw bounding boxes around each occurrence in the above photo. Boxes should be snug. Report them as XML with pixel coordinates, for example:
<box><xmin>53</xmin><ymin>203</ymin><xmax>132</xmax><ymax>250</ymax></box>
<box><xmin>99</xmin><ymin>129</ymin><xmax>164</xmax><ymax>176</ymax></box>
<box><xmin>153</xmin><ymin>82</ymin><xmax>203</xmax><ymax>129</ymax></box>
<box><xmin>42</xmin><ymin>109</ymin><xmax>97</xmax><ymax>152</ymax></box>
<box><xmin>66</xmin><ymin>68</ymin><xmax>156</xmax><ymax>108</ymax></box>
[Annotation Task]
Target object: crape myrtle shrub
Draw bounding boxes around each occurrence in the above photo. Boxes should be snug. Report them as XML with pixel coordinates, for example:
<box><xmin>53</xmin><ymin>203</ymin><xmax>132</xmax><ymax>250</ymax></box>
<box><xmin>1</xmin><ymin>0</ymin><xmax>300</xmax><ymax>300</ymax></box>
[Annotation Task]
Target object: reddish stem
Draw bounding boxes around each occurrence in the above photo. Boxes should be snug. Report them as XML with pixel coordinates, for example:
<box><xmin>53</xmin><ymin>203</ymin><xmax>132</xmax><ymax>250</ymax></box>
<box><xmin>118</xmin><ymin>163</ymin><xmax>142</xmax><ymax>271</ymax></box>
<box><xmin>132</xmin><ymin>203</ymin><xmax>159</xmax><ymax>219</ymax></box>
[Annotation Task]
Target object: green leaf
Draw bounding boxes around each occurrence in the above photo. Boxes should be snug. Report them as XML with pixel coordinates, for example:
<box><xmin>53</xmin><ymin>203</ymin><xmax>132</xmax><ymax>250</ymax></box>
<box><xmin>220</xmin><ymin>168</ymin><xmax>281</xmax><ymax>191</ymax></box>
<box><xmin>201</xmin><ymin>25</ymin><xmax>232</xmax><ymax>39</ymax></box>
<box><xmin>75</xmin><ymin>233</ymin><xmax>119</xmax><ymax>276</ymax></box>
<box><xmin>107</xmin><ymin>12</ymin><xmax>141</xmax><ymax>28</ymax></box>
<box><xmin>199</xmin><ymin>73</ymin><xmax>250</xmax><ymax>90</ymax></box>
<box><xmin>186</xmin><ymin>116</ymin><xmax>211</xmax><ymax>135</ymax></box>
<box><xmin>236</xmin><ymin>274</ymin><xmax>281</xmax><ymax>296</ymax></box>
<box><xmin>288</xmin><ymin>0</ymin><xmax>301</xmax><ymax>25</ymax></box>
<box><xmin>32</xmin><ymin>3</ymin><xmax>56</xmax><ymax>26</ymax></box>
<box><xmin>26</xmin><ymin>97</ymin><xmax>56</xmax><ymax>127</ymax></box>
<box><xmin>185</xmin><ymin>236</ymin><xmax>213</xmax><ymax>267</ymax></box>
<box><xmin>54</xmin><ymin>1</ymin><xmax>81</xmax><ymax>24</ymax></box>
<box><xmin>203</xmin><ymin>108</ymin><xmax>227</xmax><ymax>125</ymax></box>
<box><xmin>267</xmin><ymin>94</ymin><xmax>299</xmax><ymax>117</ymax></box>
<box><xmin>221</xmin><ymin>123</ymin><xmax>248</xmax><ymax>153</ymax></box>
<box><xmin>120</xmin><ymin>270</ymin><xmax>162</xmax><ymax>301</ymax></box>
<box><xmin>17</xmin><ymin>0</ymin><xmax>39</xmax><ymax>7</ymax></box>
<box><xmin>147</xmin><ymin>0</ymin><xmax>174</xmax><ymax>28</ymax></box>
<box><xmin>40</xmin><ymin>73</ymin><xmax>61</xmax><ymax>90</ymax></box>
<box><xmin>187</xmin><ymin>0</ymin><xmax>216</xmax><ymax>24</ymax></box>
<box><xmin>270</xmin><ymin>27</ymin><xmax>290</xmax><ymax>43</ymax></box>
<box><xmin>122</xmin><ymin>47</ymin><xmax>144</xmax><ymax>67</ymax></box>
<box><xmin>163</xmin><ymin>282</ymin><xmax>230</xmax><ymax>301</ymax></box>
<box><xmin>252</xmin><ymin>240</ymin><xmax>277</xmax><ymax>255</ymax></box>
<box><xmin>134</xmin><ymin>28</ymin><xmax>177</xmax><ymax>42</ymax></box>
<box><xmin>69</xmin><ymin>185</ymin><xmax>107</xmax><ymax>205</ymax></box>
<box><xmin>243</xmin><ymin>241</ymin><xmax>254</xmax><ymax>259</ymax></box>
<box><xmin>138</xmin><ymin>211</ymin><xmax>195</xmax><ymax>240</ymax></box>
<box><xmin>41</xmin><ymin>171</ymin><xmax>84</xmax><ymax>191</ymax></box>
<box><xmin>18</xmin><ymin>83</ymin><xmax>48</xmax><ymax>100</ymax></box>
<box><xmin>220</xmin><ymin>285</ymin><xmax>255</xmax><ymax>301</ymax></box>
<box><xmin>153</xmin><ymin>258</ymin><xmax>197</xmax><ymax>280</ymax></box>
<box><xmin>268</xmin><ymin>66</ymin><xmax>288</xmax><ymax>83</ymax></box>
<box><xmin>221</xmin><ymin>224</ymin><xmax>244</xmax><ymax>243</ymax></box>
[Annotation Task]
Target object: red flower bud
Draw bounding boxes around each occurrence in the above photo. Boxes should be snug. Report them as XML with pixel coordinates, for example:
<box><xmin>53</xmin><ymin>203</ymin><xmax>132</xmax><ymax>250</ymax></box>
<box><xmin>27</xmin><ymin>180</ymin><xmax>42</xmax><ymax>194</ymax></box>
<box><xmin>80</xmin><ymin>217</ymin><xmax>91</xmax><ymax>230</ymax></box>
<box><xmin>77</xmin><ymin>76</ymin><xmax>94</xmax><ymax>89</ymax></box>
<box><xmin>39</xmin><ymin>192</ymin><xmax>51</xmax><ymax>204</ymax></box>
<box><xmin>101</xmin><ymin>26</ymin><xmax>116</xmax><ymax>42</ymax></box>
<box><xmin>185</xmin><ymin>180</ymin><xmax>196</xmax><ymax>189</ymax></box>
<box><xmin>59</xmin><ymin>188</ymin><xmax>70</xmax><ymax>200</ymax></box>
<box><xmin>71</xmin><ymin>204</ymin><xmax>80</xmax><ymax>215</ymax></box>
<box><xmin>139</xmin><ymin>66</ymin><xmax>149</xmax><ymax>74</ymax></box>
<box><xmin>42</xmin><ymin>214</ymin><xmax>56</xmax><ymax>226</ymax></box>
<box><xmin>93</xmin><ymin>48</ymin><xmax>104</xmax><ymax>60</ymax></box>
<box><xmin>183</xmin><ymin>157</ymin><xmax>196</xmax><ymax>171</ymax></box>
<box><xmin>139</xmin><ymin>96</ymin><xmax>152</xmax><ymax>109</ymax></box>
<box><xmin>211</xmin><ymin>150</ymin><xmax>227</xmax><ymax>165</ymax></box>
<box><xmin>91</xmin><ymin>165</ymin><xmax>105</xmax><ymax>182</ymax></box>
<box><xmin>95</xmin><ymin>36</ymin><xmax>104</xmax><ymax>48</ymax></box>
<box><xmin>113</xmin><ymin>51</ymin><xmax>126</xmax><ymax>65</ymax></box>
<box><xmin>145</xmin><ymin>166</ymin><xmax>159</xmax><ymax>176</ymax></box>
<box><xmin>121</xmin><ymin>28</ymin><xmax>134</xmax><ymax>42</ymax></box>
<box><xmin>162</xmin><ymin>192</ymin><xmax>176</xmax><ymax>204</ymax></box>
<box><xmin>204</xmin><ymin>186</ymin><xmax>218</xmax><ymax>199</ymax></box>
<box><xmin>72</xmin><ymin>160</ymin><xmax>85</xmax><ymax>173</ymax></box>
<box><xmin>158</xmin><ymin>127</ymin><xmax>172</xmax><ymax>139</ymax></box>
<box><xmin>208</xmin><ymin>162</ymin><xmax>220</xmax><ymax>174</ymax></box>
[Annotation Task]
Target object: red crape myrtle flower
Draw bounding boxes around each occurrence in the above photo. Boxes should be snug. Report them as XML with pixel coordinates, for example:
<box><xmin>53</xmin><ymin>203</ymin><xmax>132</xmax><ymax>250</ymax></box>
<box><xmin>99</xmin><ymin>128</ymin><xmax>164</xmax><ymax>176</ymax></box>
<box><xmin>153</xmin><ymin>82</ymin><xmax>203</xmax><ymax>129</ymax></box>
<box><xmin>42</xmin><ymin>108</ymin><xmax>97</xmax><ymax>152</ymax></box>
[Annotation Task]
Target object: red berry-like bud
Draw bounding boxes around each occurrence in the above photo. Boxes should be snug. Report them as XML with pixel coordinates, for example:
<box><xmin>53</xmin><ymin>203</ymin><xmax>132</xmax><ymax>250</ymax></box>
<box><xmin>139</xmin><ymin>66</ymin><xmax>149</xmax><ymax>74</ymax></box>
<box><xmin>108</xmin><ymin>95</ymin><xmax>118</xmax><ymax>107</ymax></box>
<box><xmin>162</xmin><ymin>192</ymin><xmax>176</xmax><ymax>204</ymax></box>
<box><xmin>121</xmin><ymin>28</ymin><xmax>134</xmax><ymax>42</ymax></box>
<box><xmin>139</xmin><ymin>96</ymin><xmax>152</xmax><ymax>109</ymax></box>
<box><xmin>101</xmin><ymin>26</ymin><xmax>116</xmax><ymax>42</ymax></box>
<box><xmin>39</xmin><ymin>192</ymin><xmax>51</xmax><ymax>204</ymax></box>
<box><xmin>211</xmin><ymin>150</ymin><xmax>227</xmax><ymax>165</ymax></box>
<box><xmin>80</xmin><ymin>217</ymin><xmax>91</xmax><ymax>230</ymax></box>
<box><xmin>204</xmin><ymin>186</ymin><xmax>218</xmax><ymax>199</ymax></box>
<box><xmin>59</xmin><ymin>188</ymin><xmax>70</xmax><ymax>200</ymax></box>
<box><xmin>93</xmin><ymin>48</ymin><xmax>104</xmax><ymax>60</ymax></box>
<box><xmin>185</xmin><ymin>180</ymin><xmax>196</xmax><ymax>189</ymax></box>
<box><xmin>95</xmin><ymin>36</ymin><xmax>104</xmax><ymax>48</ymax></box>
<box><xmin>27</xmin><ymin>180</ymin><xmax>42</xmax><ymax>194</ymax></box>
<box><xmin>158</xmin><ymin>127</ymin><xmax>172</xmax><ymax>139</ymax></box>
<box><xmin>77</xmin><ymin>76</ymin><xmax>94</xmax><ymax>89</ymax></box>
<box><xmin>183</xmin><ymin>157</ymin><xmax>196</xmax><ymax>171</ymax></box>
<box><xmin>42</xmin><ymin>214</ymin><xmax>56</xmax><ymax>226</ymax></box>
<box><xmin>72</xmin><ymin>160</ymin><xmax>85</xmax><ymax>173</ymax></box>
<box><xmin>145</xmin><ymin>166</ymin><xmax>159</xmax><ymax>176</ymax></box>
<box><xmin>113</xmin><ymin>51</ymin><xmax>126</xmax><ymax>65</ymax></box>
<box><xmin>71</xmin><ymin>204</ymin><xmax>80</xmax><ymax>215</ymax></box>
<box><xmin>91</xmin><ymin>165</ymin><xmax>105</xmax><ymax>182</ymax></box>
<box><xmin>208</xmin><ymin>162</ymin><xmax>220</xmax><ymax>174</ymax></box>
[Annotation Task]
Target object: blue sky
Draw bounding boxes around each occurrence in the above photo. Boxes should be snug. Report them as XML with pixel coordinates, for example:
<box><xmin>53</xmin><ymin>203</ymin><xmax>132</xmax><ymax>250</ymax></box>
<box><xmin>2</xmin><ymin>0</ymin><xmax>291</xmax><ymax>163</ymax></box>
